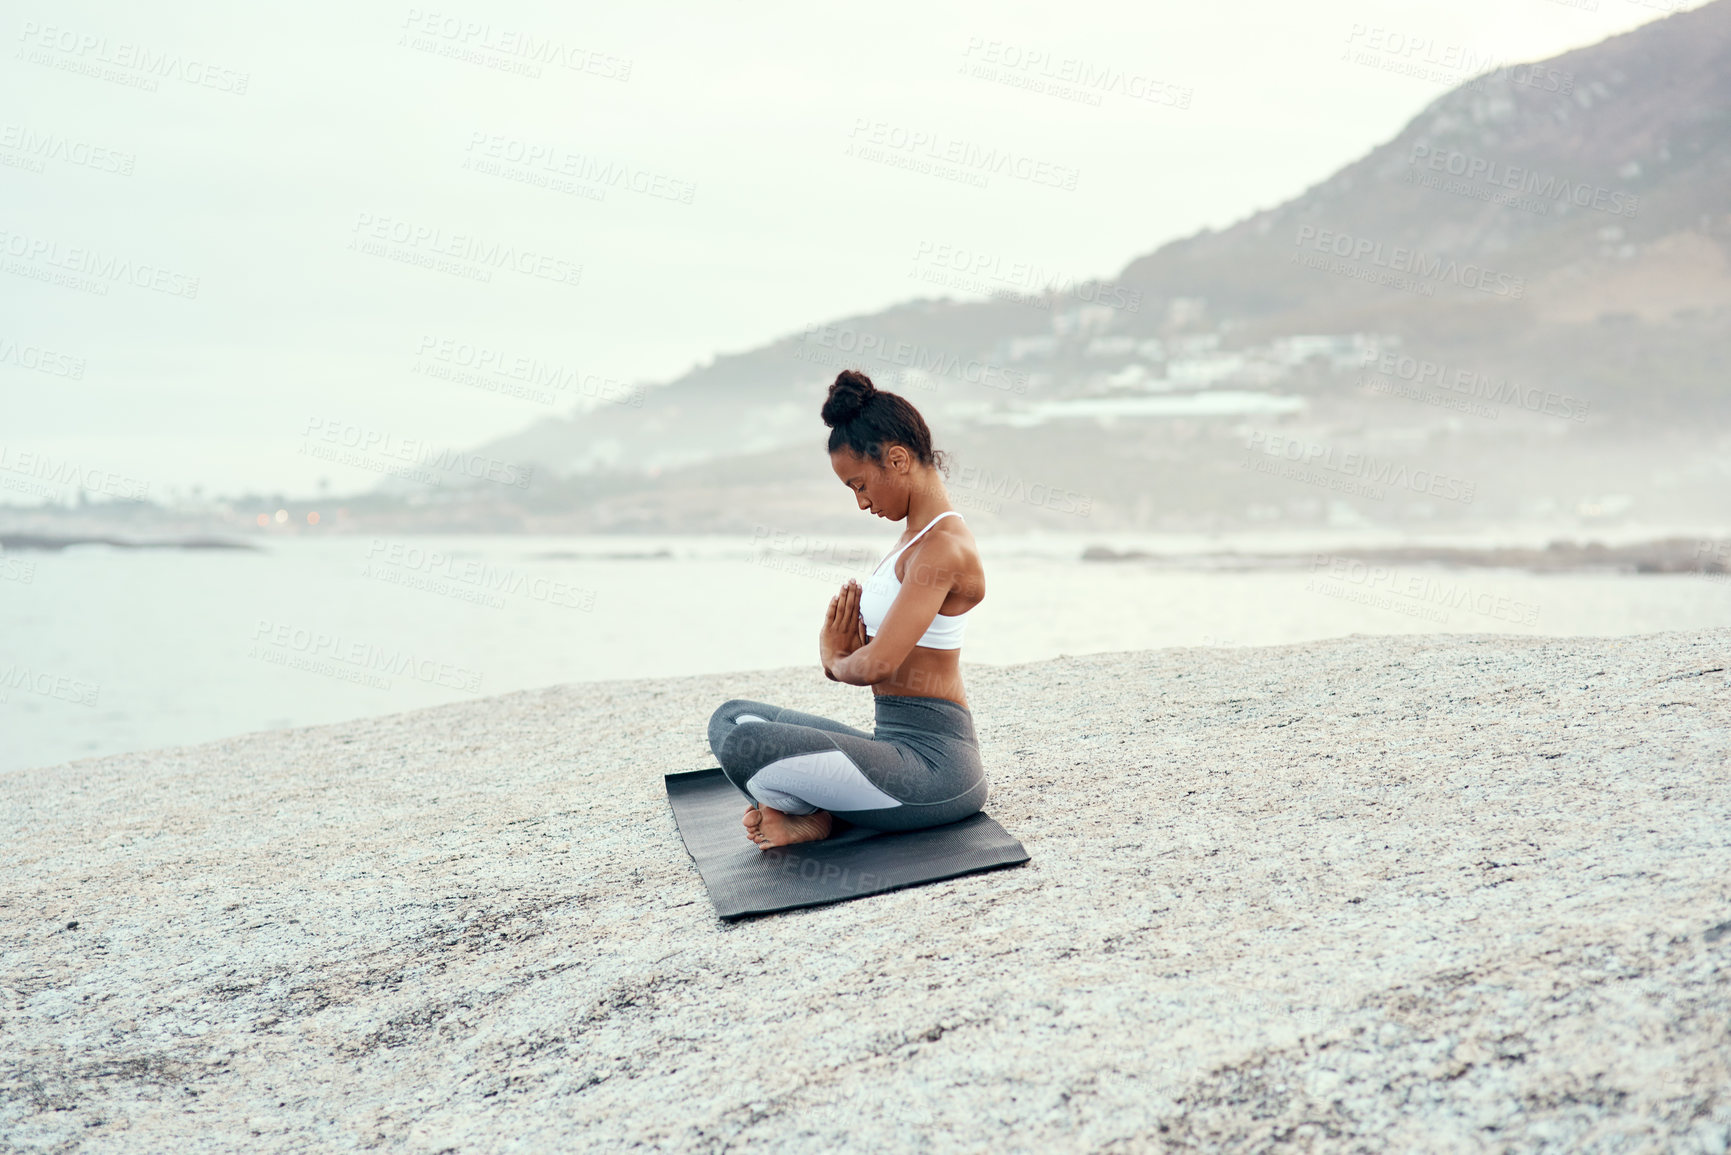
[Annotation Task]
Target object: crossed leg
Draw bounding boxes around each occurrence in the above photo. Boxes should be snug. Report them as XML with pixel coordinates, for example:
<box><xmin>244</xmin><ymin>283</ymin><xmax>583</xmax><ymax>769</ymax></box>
<box><xmin>706</xmin><ymin>699</ymin><xmax>894</xmax><ymax>849</ymax></box>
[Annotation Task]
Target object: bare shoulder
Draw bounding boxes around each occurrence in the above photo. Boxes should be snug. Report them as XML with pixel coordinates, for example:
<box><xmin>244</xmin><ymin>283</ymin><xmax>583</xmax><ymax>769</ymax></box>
<box><xmin>923</xmin><ymin>512</ymin><xmax>978</xmax><ymax>558</ymax></box>
<box><xmin>902</xmin><ymin>513</ymin><xmax>985</xmax><ymax>598</ymax></box>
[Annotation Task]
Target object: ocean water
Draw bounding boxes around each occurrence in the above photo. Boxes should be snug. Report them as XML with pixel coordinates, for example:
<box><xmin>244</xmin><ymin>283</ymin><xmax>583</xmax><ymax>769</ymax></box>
<box><xmin>2</xmin><ymin>532</ymin><xmax>1728</xmax><ymax>774</ymax></box>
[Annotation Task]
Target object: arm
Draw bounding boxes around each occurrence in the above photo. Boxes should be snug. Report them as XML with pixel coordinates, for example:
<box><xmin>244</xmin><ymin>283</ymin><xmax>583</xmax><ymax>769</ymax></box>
<box><xmin>822</xmin><ymin>535</ymin><xmax>970</xmax><ymax>686</ymax></box>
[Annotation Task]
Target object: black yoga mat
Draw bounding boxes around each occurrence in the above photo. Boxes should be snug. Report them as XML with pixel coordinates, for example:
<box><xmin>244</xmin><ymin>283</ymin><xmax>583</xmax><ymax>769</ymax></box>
<box><xmin>665</xmin><ymin>767</ymin><xmax>1030</xmax><ymax>919</ymax></box>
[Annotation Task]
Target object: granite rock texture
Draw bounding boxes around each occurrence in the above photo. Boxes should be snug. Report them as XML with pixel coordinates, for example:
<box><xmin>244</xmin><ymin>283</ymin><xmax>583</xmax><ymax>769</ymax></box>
<box><xmin>2</xmin><ymin>630</ymin><xmax>1729</xmax><ymax>1153</ymax></box>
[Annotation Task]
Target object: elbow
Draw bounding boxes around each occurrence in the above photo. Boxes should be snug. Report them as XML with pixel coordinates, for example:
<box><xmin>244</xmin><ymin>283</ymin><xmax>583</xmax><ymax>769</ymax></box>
<box><xmin>856</xmin><ymin>647</ymin><xmax>902</xmax><ymax>686</ymax></box>
<box><xmin>843</xmin><ymin>664</ymin><xmax>890</xmax><ymax>688</ymax></box>
<box><xmin>840</xmin><ymin>644</ymin><xmax>898</xmax><ymax>686</ymax></box>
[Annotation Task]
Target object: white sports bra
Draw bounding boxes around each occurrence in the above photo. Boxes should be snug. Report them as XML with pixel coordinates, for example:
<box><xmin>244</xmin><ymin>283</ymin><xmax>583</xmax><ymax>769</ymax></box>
<box><xmin>858</xmin><ymin>510</ymin><xmax>971</xmax><ymax>650</ymax></box>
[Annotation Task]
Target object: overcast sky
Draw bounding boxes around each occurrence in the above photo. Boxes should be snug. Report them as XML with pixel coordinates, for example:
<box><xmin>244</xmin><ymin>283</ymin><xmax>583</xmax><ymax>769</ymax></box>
<box><xmin>0</xmin><ymin>0</ymin><xmax>1700</xmax><ymax>502</ymax></box>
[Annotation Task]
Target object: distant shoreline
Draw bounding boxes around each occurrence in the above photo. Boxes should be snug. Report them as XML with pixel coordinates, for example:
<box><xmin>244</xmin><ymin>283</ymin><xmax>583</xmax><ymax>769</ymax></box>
<box><xmin>1082</xmin><ymin>536</ymin><xmax>1731</xmax><ymax>575</ymax></box>
<box><xmin>5</xmin><ymin>528</ymin><xmax>1730</xmax><ymax>576</ymax></box>
<box><xmin>0</xmin><ymin>533</ymin><xmax>260</xmax><ymax>552</ymax></box>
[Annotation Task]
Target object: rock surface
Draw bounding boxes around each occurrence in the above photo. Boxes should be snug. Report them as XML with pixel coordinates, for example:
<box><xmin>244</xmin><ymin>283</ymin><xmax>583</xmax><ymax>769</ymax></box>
<box><xmin>3</xmin><ymin>630</ymin><xmax>1729</xmax><ymax>1152</ymax></box>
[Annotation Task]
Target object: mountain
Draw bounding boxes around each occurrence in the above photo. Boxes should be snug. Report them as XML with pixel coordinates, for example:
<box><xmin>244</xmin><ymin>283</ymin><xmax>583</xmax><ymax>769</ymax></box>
<box><xmin>1114</xmin><ymin>2</ymin><xmax>1731</xmax><ymax>410</ymax></box>
<box><xmin>467</xmin><ymin>3</ymin><xmax>1731</xmax><ymax>534</ymax></box>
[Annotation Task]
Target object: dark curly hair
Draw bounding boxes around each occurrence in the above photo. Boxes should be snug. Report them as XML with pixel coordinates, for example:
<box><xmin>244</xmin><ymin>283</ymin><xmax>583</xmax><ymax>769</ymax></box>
<box><xmin>821</xmin><ymin>370</ymin><xmax>949</xmax><ymax>474</ymax></box>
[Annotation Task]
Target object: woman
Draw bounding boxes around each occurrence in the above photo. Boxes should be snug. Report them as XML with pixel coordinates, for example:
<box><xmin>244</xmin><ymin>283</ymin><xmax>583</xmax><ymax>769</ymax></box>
<box><xmin>706</xmin><ymin>369</ymin><xmax>989</xmax><ymax>849</ymax></box>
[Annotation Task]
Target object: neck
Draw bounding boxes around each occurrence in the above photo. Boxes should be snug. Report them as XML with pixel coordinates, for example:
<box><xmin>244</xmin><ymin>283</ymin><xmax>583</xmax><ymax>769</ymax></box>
<box><xmin>905</xmin><ymin>472</ymin><xmax>951</xmax><ymax>529</ymax></box>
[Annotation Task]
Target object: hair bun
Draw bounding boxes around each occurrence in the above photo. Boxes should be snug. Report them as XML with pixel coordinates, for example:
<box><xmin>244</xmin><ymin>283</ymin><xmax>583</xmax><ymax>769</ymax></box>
<box><xmin>821</xmin><ymin>370</ymin><xmax>878</xmax><ymax>428</ymax></box>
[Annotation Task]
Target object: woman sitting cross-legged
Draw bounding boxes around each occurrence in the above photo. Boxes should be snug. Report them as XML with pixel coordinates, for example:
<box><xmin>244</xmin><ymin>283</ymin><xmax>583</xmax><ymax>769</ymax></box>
<box><xmin>705</xmin><ymin>369</ymin><xmax>989</xmax><ymax>849</ymax></box>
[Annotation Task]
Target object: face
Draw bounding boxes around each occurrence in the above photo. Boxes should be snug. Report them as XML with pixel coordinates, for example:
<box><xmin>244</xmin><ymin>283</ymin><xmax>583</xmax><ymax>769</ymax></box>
<box><xmin>831</xmin><ymin>445</ymin><xmax>912</xmax><ymax>520</ymax></box>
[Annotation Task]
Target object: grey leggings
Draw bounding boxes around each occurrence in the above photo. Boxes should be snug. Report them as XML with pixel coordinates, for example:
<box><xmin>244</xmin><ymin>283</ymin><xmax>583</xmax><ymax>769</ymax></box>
<box><xmin>706</xmin><ymin>694</ymin><xmax>988</xmax><ymax>832</ymax></box>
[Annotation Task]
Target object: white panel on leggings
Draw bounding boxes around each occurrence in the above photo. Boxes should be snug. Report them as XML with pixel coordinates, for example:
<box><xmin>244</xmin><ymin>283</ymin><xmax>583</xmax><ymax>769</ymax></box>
<box><xmin>749</xmin><ymin>750</ymin><xmax>903</xmax><ymax>813</ymax></box>
<box><xmin>747</xmin><ymin>785</ymin><xmax>818</xmax><ymax>816</ymax></box>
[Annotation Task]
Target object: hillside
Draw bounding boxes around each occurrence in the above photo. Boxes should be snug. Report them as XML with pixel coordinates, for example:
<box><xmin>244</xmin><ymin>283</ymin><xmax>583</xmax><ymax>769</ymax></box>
<box><xmin>460</xmin><ymin>4</ymin><xmax>1731</xmax><ymax>534</ymax></box>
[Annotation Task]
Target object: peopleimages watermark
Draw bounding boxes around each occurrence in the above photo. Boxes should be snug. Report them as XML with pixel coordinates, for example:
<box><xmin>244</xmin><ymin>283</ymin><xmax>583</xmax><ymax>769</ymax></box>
<box><xmin>1363</xmin><ymin>372</ymin><xmax>1499</xmax><ymax>420</ymax></box>
<box><xmin>1308</xmin><ymin>554</ymin><xmax>1541</xmax><ymax>626</ymax></box>
<box><xmin>1404</xmin><ymin>144</ymin><xmax>1638</xmax><ymax>219</ymax></box>
<box><xmin>360</xmin><ymin>539</ymin><xmax>597</xmax><ymax>611</ymax></box>
<box><xmin>15</xmin><ymin>20</ymin><xmax>250</xmax><ymax>95</ymax></box>
<box><xmin>0</xmin><ymin>334</ymin><xmax>85</xmax><ymax>379</ymax></box>
<box><xmin>749</xmin><ymin>525</ymin><xmax>875</xmax><ymax>586</ymax></box>
<box><xmin>397</xmin><ymin>8</ymin><xmax>631</xmax><ymax>81</ymax></box>
<box><xmin>411</xmin><ymin>335</ymin><xmax>643</xmax><ymax>408</ymax></box>
<box><xmin>908</xmin><ymin>240</ymin><xmax>1141</xmax><ymax>313</ymax></box>
<box><xmin>1358</xmin><ymin>349</ymin><xmax>1589</xmax><ymax>422</ymax></box>
<box><xmin>795</xmin><ymin>323</ymin><xmax>1029</xmax><ymax>396</ymax></box>
<box><xmin>1695</xmin><ymin>541</ymin><xmax>1730</xmax><ymax>585</ymax></box>
<box><xmin>765</xmin><ymin>849</ymin><xmax>899</xmax><ymax>897</ymax></box>
<box><xmin>0</xmin><ymin>662</ymin><xmax>99</xmax><ymax>708</ymax></box>
<box><xmin>347</xmin><ymin>212</ymin><xmax>582</xmax><ymax>289</ymax></box>
<box><xmin>1293</xmin><ymin>225</ymin><xmax>1525</xmax><ymax>299</ymax></box>
<box><xmin>845</xmin><ymin>118</ymin><xmax>1080</xmax><ymax>192</ymax></box>
<box><xmin>956</xmin><ymin>36</ymin><xmax>1193</xmax><ymax>111</ymax></box>
<box><xmin>0</xmin><ymin>554</ymin><xmax>36</xmax><ymax>584</ymax></box>
<box><xmin>0</xmin><ymin>224</ymin><xmax>200</xmax><ymax>299</ymax></box>
<box><xmin>749</xmin><ymin>549</ymin><xmax>865</xmax><ymax>588</ymax></box>
<box><xmin>299</xmin><ymin>417</ymin><xmax>535</xmax><ymax>490</ymax></box>
<box><xmin>0</xmin><ymin>444</ymin><xmax>149</xmax><ymax>501</ymax></box>
<box><xmin>1341</xmin><ymin>24</ymin><xmax>1574</xmax><ymax>95</ymax></box>
<box><xmin>249</xmin><ymin>618</ymin><xmax>483</xmax><ymax>692</ymax></box>
<box><xmin>1241</xmin><ymin>429</ymin><xmax>1477</xmax><ymax>504</ymax></box>
<box><xmin>0</xmin><ymin>122</ymin><xmax>134</xmax><ymax>176</ymax></box>
<box><xmin>462</xmin><ymin>132</ymin><xmax>695</xmax><ymax>205</ymax></box>
<box><xmin>948</xmin><ymin>464</ymin><xmax>1093</xmax><ymax>517</ymax></box>
<box><xmin>750</xmin><ymin>526</ymin><xmax>874</xmax><ymax>569</ymax></box>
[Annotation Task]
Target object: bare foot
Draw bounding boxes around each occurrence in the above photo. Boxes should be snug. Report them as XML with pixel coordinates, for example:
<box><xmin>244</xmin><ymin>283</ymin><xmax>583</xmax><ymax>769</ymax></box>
<box><xmin>742</xmin><ymin>804</ymin><xmax>833</xmax><ymax>849</ymax></box>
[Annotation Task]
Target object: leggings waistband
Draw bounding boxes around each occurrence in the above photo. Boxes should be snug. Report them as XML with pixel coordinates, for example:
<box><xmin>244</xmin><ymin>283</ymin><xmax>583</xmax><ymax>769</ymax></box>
<box><xmin>872</xmin><ymin>694</ymin><xmax>976</xmax><ymax>743</ymax></box>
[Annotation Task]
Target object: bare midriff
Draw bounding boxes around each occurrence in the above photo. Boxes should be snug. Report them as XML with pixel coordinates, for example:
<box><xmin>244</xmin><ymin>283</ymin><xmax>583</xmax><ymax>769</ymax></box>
<box><xmin>872</xmin><ymin>645</ymin><xmax>967</xmax><ymax>708</ymax></box>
